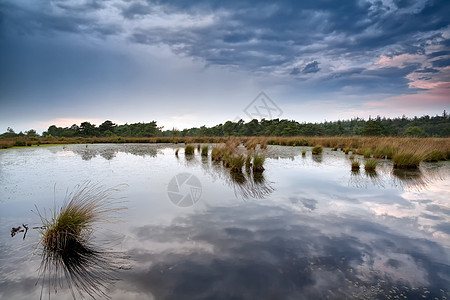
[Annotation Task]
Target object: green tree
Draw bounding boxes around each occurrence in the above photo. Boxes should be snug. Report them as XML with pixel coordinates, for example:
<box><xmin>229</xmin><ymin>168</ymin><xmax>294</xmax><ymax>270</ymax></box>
<box><xmin>404</xmin><ymin>126</ymin><xmax>427</xmax><ymax>137</ymax></box>
<box><xmin>362</xmin><ymin>120</ymin><xmax>383</xmax><ymax>136</ymax></box>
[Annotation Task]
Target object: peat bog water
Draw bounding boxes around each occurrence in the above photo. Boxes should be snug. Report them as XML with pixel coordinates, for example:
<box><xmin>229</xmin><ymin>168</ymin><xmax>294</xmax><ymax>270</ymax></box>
<box><xmin>0</xmin><ymin>144</ymin><xmax>449</xmax><ymax>300</ymax></box>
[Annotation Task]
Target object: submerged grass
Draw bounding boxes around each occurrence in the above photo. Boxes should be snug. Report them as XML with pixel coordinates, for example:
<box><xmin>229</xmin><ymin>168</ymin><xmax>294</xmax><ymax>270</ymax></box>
<box><xmin>36</xmin><ymin>182</ymin><xmax>128</xmax><ymax>299</ymax></box>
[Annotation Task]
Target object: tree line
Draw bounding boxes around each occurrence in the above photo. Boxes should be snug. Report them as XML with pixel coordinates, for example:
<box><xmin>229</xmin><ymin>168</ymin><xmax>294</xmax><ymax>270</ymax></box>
<box><xmin>2</xmin><ymin>111</ymin><xmax>449</xmax><ymax>138</ymax></box>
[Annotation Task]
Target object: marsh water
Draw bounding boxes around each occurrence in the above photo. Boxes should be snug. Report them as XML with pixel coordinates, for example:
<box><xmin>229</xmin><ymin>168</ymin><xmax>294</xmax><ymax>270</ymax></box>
<box><xmin>0</xmin><ymin>144</ymin><xmax>449</xmax><ymax>300</ymax></box>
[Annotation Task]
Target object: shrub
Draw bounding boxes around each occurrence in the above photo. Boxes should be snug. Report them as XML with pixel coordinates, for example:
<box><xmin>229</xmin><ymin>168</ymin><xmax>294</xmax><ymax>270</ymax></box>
<box><xmin>14</xmin><ymin>140</ymin><xmax>27</xmax><ymax>146</ymax></box>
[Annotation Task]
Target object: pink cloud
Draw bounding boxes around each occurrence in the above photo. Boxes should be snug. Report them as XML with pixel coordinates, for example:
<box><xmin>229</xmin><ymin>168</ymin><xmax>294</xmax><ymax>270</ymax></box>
<box><xmin>365</xmin><ymin>82</ymin><xmax>450</xmax><ymax>113</ymax></box>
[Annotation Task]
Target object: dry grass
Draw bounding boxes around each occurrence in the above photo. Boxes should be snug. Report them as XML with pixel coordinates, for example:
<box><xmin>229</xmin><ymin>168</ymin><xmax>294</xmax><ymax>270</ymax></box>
<box><xmin>2</xmin><ymin>136</ymin><xmax>448</xmax><ymax>164</ymax></box>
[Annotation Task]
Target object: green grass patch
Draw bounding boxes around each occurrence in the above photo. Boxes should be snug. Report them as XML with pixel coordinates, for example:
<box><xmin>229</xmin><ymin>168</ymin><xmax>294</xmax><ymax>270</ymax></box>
<box><xmin>252</xmin><ymin>155</ymin><xmax>265</xmax><ymax>172</ymax></box>
<box><xmin>312</xmin><ymin>145</ymin><xmax>323</xmax><ymax>154</ymax></box>
<box><xmin>393</xmin><ymin>153</ymin><xmax>421</xmax><ymax>169</ymax></box>
<box><xmin>351</xmin><ymin>160</ymin><xmax>360</xmax><ymax>170</ymax></box>
<box><xmin>185</xmin><ymin>145</ymin><xmax>195</xmax><ymax>155</ymax></box>
<box><xmin>424</xmin><ymin>151</ymin><xmax>445</xmax><ymax>162</ymax></box>
<box><xmin>364</xmin><ymin>158</ymin><xmax>378</xmax><ymax>171</ymax></box>
<box><xmin>201</xmin><ymin>145</ymin><xmax>209</xmax><ymax>157</ymax></box>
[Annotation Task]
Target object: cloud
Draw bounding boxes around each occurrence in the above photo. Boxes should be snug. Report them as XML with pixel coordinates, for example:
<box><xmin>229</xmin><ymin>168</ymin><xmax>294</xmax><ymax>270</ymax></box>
<box><xmin>0</xmin><ymin>0</ymin><xmax>449</xmax><ymax>132</ymax></box>
<box><xmin>302</xmin><ymin>61</ymin><xmax>320</xmax><ymax>74</ymax></box>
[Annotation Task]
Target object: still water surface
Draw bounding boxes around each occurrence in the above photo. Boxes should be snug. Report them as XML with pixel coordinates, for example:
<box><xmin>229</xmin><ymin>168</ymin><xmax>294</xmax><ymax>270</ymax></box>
<box><xmin>0</xmin><ymin>144</ymin><xmax>449</xmax><ymax>299</ymax></box>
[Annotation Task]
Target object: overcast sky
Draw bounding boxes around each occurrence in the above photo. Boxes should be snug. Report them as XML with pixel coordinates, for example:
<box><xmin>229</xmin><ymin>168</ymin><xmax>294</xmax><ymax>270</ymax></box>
<box><xmin>1</xmin><ymin>0</ymin><xmax>449</xmax><ymax>132</ymax></box>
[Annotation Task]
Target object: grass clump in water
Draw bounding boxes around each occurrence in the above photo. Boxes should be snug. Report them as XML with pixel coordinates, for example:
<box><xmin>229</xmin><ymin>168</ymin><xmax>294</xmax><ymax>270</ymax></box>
<box><xmin>36</xmin><ymin>182</ymin><xmax>128</xmax><ymax>299</ymax></box>
<box><xmin>351</xmin><ymin>160</ymin><xmax>360</xmax><ymax>170</ymax></box>
<box><xmin>224</xmin><ymin>154</ymin><xmax>245</xmax><ymax>172</ymax></box>
<box><xmin>185</xmin><ymin>145</ymin><xmax>195</xmax><ymax>155</ymax></box>
<box><xmin>312</xmin><ymin>146</ymin><xmax>323</xmax><ymax>154</ymax></box>
<box><xmin>252</xmin><ymin>155</ymin><xmax>265</xmax><ymax>172</ymax></box>
<box><xmin>393</xmin><ymin>153</ymin><xmax>421</xmax><ymax>169</ymax></box>
<box><xmin>302</xmin><ymin>150</ymin><xmax>306</xmax><ymax>156</ymax></box>
<box><xmin>364</xmin><ymin>158</ymin><xmax>378</xmax><ymax>171</ymax></box>
<box><xmin>363</xmin><ymin>148</ymin><xmax>372</xmax><ymax>158</ymax></box>
<box><xmin>211</xmin><ymin>148</ymin><xmax>222</xmax><ymax>161</ymax></box>
<box><xmin>175</xmin><ymin>149</ymin><xmax>179</xmax><ymax>156</ymax></box>
<box><xmin>201</xmin><ymin>145</ymin><xmax>209</xmax><ymax>157</ymax></box>
<box><xmin>424</xmin><ymin>151</ymin><xmax>445</xmax><ymax>162</ymax></box>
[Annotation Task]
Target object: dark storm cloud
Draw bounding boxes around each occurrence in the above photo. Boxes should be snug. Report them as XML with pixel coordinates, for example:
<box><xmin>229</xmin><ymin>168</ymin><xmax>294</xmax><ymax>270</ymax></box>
<box><xmin>302</xmin><ymin>61</ymin><xmax>320</xmax><ymax>74</ymax></box>
<box><xmin>1</xmin><ymin>0</ymin><xmax>449</xmax><ymax>132</ymax></box>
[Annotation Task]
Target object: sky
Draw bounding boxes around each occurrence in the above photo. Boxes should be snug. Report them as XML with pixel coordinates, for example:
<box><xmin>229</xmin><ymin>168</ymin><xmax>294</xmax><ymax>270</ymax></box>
<box><xmin>0</xmin><ymin>0</ymin><xmax>449</xmax><ymax>133</ymax></box>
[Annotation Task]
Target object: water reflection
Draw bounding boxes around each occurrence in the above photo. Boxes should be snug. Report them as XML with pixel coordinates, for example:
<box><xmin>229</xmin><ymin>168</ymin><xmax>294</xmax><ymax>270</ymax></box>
<box><xmin>1</xmin><ymin>144</ymin><xmax>449</xmax><ymax>299</ymax></box>
<box><xmin>57</xmin><ymin>144</ymin><xmax>158</xmax><ymax>160</ymax></box>
<box><xmin>226</xmin><ymin>171</ymin><xmax>274</xmax><ymax>199</ymax></box>
<box><xmin>123</xmin><ymin>203</ymin><xmax>449</xmax><ymax>299</ymax></box>
<box><xmin>312</xmin><ymin>154</ymin><xmax>322</xmax><ymax>163</ymax></box>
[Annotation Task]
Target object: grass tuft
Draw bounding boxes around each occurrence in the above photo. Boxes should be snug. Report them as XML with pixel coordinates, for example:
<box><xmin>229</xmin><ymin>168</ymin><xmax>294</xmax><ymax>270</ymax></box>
<box><xmin>364</xmin><ymin>158</ymin><xmax>378</xmax><ymax>171</ymax></box>
<box><xmin>312</xmin><ymin>145</ymin><xmax>323</xmax><ymax>154</ymax></box>
<box><xmin>36</xmin><ymin>182</ymin><xmax>128</xmax><ymax>299</ymax></box>
<box><xmin>201</xmin><ymin>145</ymin><xmax>209</xmax><ymax>157</ymax></box>
<box><xmin>393</xmin><ymin>153</ymin><xmax>421</xmax><ymax>169</ymax></box>
<box><xmin>252</xmin><ymin>155</ymin><xmax>265</xmax><ymax>172</ymax></box>
<box><xmin>351</xmin><ymin>160</ymin><xmax>360</xmax><ymax>170</ymax></box>
<box><xmin>185</xmin><ymin>145</ymin><xmax>195</xmax><ymax>155</ymax></box>
<box><xmin>424</xmin><ymin>151</ymin><xmax>445</xmax><ymax>162</ymax></box>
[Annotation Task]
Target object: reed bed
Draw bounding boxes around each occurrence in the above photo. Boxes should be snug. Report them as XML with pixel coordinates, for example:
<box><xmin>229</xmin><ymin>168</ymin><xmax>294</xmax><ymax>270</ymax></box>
<box><xmin>2</xmin><ymin>136</ymin><xmax>448</xmax><ymax>165</ymax></box>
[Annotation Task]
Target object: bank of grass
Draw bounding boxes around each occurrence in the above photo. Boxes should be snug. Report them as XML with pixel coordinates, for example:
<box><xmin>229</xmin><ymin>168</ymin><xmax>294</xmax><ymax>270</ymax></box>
<box><xmin>393</xmin><ymin>153</ymin><xmax>422</xmax><ymax>169</ymax></box>
<box><xmin>1</xmin><ymin>136</ymin><xmax>448</xmax><ymax>164</ymax></box>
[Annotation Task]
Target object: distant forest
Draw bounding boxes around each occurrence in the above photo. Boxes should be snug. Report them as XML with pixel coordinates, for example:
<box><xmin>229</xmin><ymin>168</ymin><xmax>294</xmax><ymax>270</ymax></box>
<box><xmin>2</xmin><ymin>111</ymin><xmax>449</xmax><ymax>138</ymax></box>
